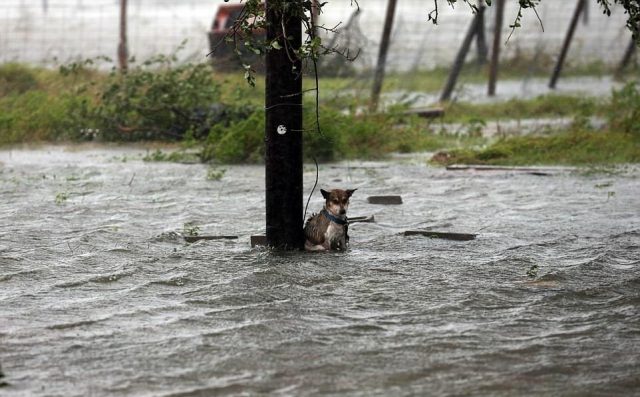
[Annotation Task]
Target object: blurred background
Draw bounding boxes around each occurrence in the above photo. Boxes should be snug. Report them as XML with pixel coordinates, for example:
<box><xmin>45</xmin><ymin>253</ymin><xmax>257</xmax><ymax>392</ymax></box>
<box><xmin>1</xmin><ymin>1</ymin><xmax>633</xmax><ymax>69</ymax></box>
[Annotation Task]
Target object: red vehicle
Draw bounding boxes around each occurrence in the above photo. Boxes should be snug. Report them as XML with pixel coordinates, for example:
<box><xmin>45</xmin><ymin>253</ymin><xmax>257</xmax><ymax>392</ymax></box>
<box><xmin>208</xmin><ymin>3</ymin><xmax>265</xmax><ymax>71</ymax></box>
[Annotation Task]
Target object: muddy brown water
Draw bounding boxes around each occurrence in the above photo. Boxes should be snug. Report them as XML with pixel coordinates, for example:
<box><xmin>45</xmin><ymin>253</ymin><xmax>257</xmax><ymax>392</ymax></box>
<box><xmin>1</xmin><ymin>146</ymin><xmax>639</xmax><ymax>396</ymax></box>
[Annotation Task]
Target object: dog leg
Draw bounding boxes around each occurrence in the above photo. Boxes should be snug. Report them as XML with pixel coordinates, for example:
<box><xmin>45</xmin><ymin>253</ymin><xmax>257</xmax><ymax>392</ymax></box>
<box><xmin>305</xmin><ymin>240</ymin><xmax>327</xmax><ymax>251</ymax></box>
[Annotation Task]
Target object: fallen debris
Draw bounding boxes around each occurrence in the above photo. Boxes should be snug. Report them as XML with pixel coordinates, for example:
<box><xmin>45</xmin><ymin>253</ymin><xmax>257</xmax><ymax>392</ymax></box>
<box><xmin>367</xmin><ymin>196</ymin><xmax>403</xmax><ymax>205</ymax></box>
<box><xmin>402</xmin><ymin>107</ymin><xmax>445</xmax><ymax>118</ymax></box>
<box><xmin>184</xmin><ymin>235</ymin><xmax>238</xmax><ymax>243</ymax></box>
<box><xmin>349</xmin><ymin>215</ymin><xmax>375</xmax><ymax>223</ymax></box>
<box><xmin>251</xmin><ymin>235</ymin><xmax>267</xmax><ymax>248</ymax></box>
<box><xmin>404</xmin><ymin>230</ymin><xmax>477</xmax><ymax>241</ymax></box>
<box><xmin>445</xmin><ymin>164</ymin><xmax>576</xmax><ymax>174</ymax></box>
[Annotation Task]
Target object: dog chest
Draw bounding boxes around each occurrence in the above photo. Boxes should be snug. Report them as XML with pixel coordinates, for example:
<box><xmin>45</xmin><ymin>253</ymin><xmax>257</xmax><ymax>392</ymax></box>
<box><xmin>324</xmin><ymin>222</ymin><xmax>345</xmax><ymax>244</ymax></box>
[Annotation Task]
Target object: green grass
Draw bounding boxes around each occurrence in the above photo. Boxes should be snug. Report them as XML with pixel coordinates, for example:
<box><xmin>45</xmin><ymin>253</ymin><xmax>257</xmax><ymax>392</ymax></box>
<box><xmin>433</xmin><ymin>130</ymin><xmax>640</xmax><ymax>166</ymax></box>
<box><xmin>2</xmin><ymin>61</ymin><xmax>639</xmax><ymax>166</ymax></box>
<box><xmin>441</xmin><ymin>95</ymin><xmax>602</xmax><ymax>123</ymax></box>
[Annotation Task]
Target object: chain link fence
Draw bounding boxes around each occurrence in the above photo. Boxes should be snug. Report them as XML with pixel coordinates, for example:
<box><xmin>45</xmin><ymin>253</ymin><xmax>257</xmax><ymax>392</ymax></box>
<box><xmin>1</xmin><ymin>0</ymin><xmax>637</xmax><ymax>102</ymax></box>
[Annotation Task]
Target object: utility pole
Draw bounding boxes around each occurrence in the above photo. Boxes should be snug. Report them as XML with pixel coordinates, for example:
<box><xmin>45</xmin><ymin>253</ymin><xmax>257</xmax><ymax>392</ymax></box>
<box><xmin>118</xmin><ymin>0</ymin><xmax>128</xmax><ymax>72</ymax></box>
<box><xmin>370</xmin><ymin>0</ymin><xmax>398</xmax><ymax>112</ymax></box>
<box><xmin>264</xmin><ymin>0</ymin><xmax>304</xmax><ymax>250</ymax></box>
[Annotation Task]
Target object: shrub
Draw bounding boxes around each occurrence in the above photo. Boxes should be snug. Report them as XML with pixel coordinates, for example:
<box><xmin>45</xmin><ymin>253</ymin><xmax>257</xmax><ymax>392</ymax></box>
<box><xmin>88</xmin><ymin>55</ymin><xmax>222</xmax><ymax>141</ymax></box>
<box><xmin>609</xmin><ymin>81</ymin><xmax>640</xmax><ymax>137</ymax></box>
<box><xmin>0</xmin><ymin>63</ymin><xmax>39</xmax><ymax>96</ymax></box>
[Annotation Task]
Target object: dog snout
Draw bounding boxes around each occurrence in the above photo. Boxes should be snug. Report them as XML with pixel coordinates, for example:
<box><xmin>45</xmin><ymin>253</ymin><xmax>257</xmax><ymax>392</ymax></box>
<box><xmin>339</xmin><ymin>208</ymin><xmax>346</xmax><ymax>215</ymax></box>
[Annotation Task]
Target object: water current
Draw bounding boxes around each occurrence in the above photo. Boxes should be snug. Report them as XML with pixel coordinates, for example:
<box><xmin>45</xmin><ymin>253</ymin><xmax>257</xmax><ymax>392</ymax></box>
<box><xmin>1</xmin><ymin>146</ymin><xmax>639</xmax><ymax>396</ymax></box>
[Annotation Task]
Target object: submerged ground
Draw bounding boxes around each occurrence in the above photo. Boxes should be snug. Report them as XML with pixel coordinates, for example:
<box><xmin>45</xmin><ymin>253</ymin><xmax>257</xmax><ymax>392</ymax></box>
<box><xmin>1</xmin><ymin>146</ymin><xmax>639</xmax><ymax>396</ymax></box>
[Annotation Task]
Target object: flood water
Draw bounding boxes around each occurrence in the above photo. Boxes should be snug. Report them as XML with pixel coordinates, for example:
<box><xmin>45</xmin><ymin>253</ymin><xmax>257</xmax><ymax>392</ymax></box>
<box><xmin>1</xmin><ymin>146</ymin><xmax>639</xmax><ymax>396</ymax></box>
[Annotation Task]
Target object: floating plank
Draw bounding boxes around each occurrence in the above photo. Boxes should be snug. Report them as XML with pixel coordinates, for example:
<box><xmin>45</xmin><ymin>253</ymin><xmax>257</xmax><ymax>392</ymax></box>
<box><xmin>446</xmin><ymin>164</ymin><xmax>576</xmax><ymax>174</ymax></box>
<box><xmin>402</xmin><ymin>107</ymin><xmax>445</xmax><ymax>118</ymax></box>
<box><xmin>349</xmin><ymin>215</ymin><xmax>375</xmax><ymax>223</ymax></box>
<box><xmin>367</xmin><ymin>195</ymin><xmax>403</xmax><ymax>205</ymax></box>
<box><xmin>251</xmin><ymin>235</ymin><xmax>267</xmax><ymax>248</ymax></box>
<box><xmin>404</xmin><ymin>230</ymin><xmax>476</xmax><ymax>241</ymax></box>
<box><xmin>184</xmin><ymin>235</ymin><xmax>238</xmax><ymax>243</ymax></box>
<box><xmin>329</xmin><ymin>165</ymin><xmax>389</xmax><ymax>169</ymax></box>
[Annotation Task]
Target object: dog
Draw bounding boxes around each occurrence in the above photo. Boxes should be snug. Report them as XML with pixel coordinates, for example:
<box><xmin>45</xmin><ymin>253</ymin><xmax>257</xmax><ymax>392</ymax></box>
<box><xmin>304</xmin><ymin>188</ymin><xmax>356</xmax><ymax>251</ymax></box>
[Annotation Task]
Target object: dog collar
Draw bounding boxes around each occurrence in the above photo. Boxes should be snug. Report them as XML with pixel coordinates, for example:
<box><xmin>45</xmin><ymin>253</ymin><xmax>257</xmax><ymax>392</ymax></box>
<box><xmin>322</xmin><ymin>209</ymin><xmax>348</xmax><ymax>225</ymax></box>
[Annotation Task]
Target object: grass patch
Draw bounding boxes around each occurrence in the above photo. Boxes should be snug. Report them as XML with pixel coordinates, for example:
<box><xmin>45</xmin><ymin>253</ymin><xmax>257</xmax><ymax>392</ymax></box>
<box><xmin>432</xmin><ymin>81</ymin><xmax>640</xmax><ymax>166</ymax></box>
<box><xmin>441</xmin><ymin>94</ymin><xmax>601</xmax><ymax>123</ymax></box>
<box><xmin>433</xmin><ymin>130</ymin><xmax>640</xmax><ymax>166</ymax></box>
<box><xmin>1</xmin><ymin>60</ymin><xmax>639</xmax><ymax>166</ymax></box>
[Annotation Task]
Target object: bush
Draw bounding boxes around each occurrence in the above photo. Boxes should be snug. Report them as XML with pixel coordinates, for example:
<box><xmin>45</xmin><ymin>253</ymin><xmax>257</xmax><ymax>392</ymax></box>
<box><xmin>0</xmin><ymin>63</ymin><xmax>39</xmax><ymax>96</ymax></box>
<box><xmin>92</xmin><ymin>56</ymin><xmax>222</xmax><ymax>141</ymax></box>
<box><xmin>0</xmin><ymin>91</ymin><xmax>89</xmax><ymax>144</ymax></box>
<box><xmin>201</xmin><ymin>108</ymin><xmax>265</xmax><ymax>163</ymax></box>
<box><xmin>200</xmin><ymin>102</ymin><xmax>396</xmax><ymax>163</ymax></box>
<box><xmin>609</xmin><ymin>81</ymin><xmax>640</xmax><ymax>137</ymax></box>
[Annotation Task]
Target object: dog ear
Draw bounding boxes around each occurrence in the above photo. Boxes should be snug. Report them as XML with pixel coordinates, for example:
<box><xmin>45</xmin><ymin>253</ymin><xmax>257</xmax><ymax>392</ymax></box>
<box><xmin>321</xmin><ymin>189</ymin><xmax>330</xmax><ymax>199</ymax></box>
<box><xmin>346</xmin><ymin>189</ymin><xmax>357</xmax><ymax>197</ymax></box>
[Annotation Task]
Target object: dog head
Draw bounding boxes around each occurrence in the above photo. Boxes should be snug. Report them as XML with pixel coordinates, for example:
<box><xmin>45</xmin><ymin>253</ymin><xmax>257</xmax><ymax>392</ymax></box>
<box><xmin>321</xmin><ymin>188</ymin><xmax>356</xmax><ymax>217</ymax></box>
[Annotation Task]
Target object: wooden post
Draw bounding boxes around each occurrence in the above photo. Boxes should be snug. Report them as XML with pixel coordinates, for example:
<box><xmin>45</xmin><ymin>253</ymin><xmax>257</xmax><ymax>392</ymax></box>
<box><xmin>476</xmin><ymin>1</ymin><xmax>488</xmax><ymax>67</ymax></box>
<box><xmin>370</xmin><ymin>0</ymin><xmax>398</xmax><ymax>112</ymax></box>
<box><xmin>616</xmin><ymin>38</ymin><xmax>637</xmax><ymax>77</ymax></box>
<box><xmin>488</xmin><ymin>0</ymin><xmax>505</xmax><ymax>96</ymax></box>
<box><xmin>311</xmin><ymin>0</ymin><xmax>320</xmax><ymax>38</ymax></box>
<box><xmin>118</xmin><ymin>0</ymin><xmax>128</xmax><ymax>72</ymax></box>
<box><xmin>265</xmin><ymin>0</ymin><xmax>304</xmax><ymax>250</ymax></box>
<box><xmin>549</xmin><ymin>0</ymin><xmax>586</xmax><ymax>89</ymax></box>
<box><xmin>440</xmin><ymin>11</ymin><xmax>482</xmax><ymax>101</ymax></box>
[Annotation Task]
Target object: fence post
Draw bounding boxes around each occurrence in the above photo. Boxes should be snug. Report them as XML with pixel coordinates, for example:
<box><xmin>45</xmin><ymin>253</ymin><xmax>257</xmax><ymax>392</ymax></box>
<box><xmin>488</xmin><ymin>0</ymin><xmax>505</xmax><ymax>96</ymax></box>
<box><xmin>118</xmin><ymin>0</ymin><xmax>128</xmax><ymax>72</ymax></box>
<box><xmin>549</xmin><ymin>0</ymin><xmax>586</xmax><ymax>89</ymax></box>
<box><xmin>370</xmin><ymin>0</ymin><xmax>398</xmax><ymax>112</ymax></box>
<box><xmin>265</xmin><ymin>0</ymin><xmax>304</xmax><ymax>250</ymax></box>
<box><xmin>440</xmin><ymin>12</ymin><xmax>481</xmax><ymax>101</ymax></box>
<box><xmin>616</xmin><ymin>38</ymin><xmax>637</xmax><ymax>77</ymax></box>
<box><xmin>476</xmin><ymin>0</ymin><xmax>488</xmax><ymax>67</ymax></box>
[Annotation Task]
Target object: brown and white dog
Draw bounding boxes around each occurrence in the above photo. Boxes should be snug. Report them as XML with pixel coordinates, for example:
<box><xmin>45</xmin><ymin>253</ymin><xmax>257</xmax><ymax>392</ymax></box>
<box><xmin>304</xmin><ymin>188</ymin><xmax>356</xmax><ymax>251</ymax></box>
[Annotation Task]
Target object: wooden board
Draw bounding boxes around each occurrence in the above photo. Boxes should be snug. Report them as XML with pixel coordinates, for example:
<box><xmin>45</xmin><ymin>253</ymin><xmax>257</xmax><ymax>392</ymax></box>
<box><xmin>184</xmin><ymin>235</ymin><xmax>238</xmax><ymax>243</ymax></box>
<box><xmin>402</xmin><ymin>107</ymin><xmax>445</xmax><ymax>118</ymax></box>
<box><xmin>446</xmin><ymin>164</ymin><xmax>576</xmax><ymax>174</ymax></box>
<box><xmin>251</xmin><ymin>235</ymin><xmax>267</xmax><ymax>248</ymax></box>
<box><xmin>349</xmin><ymin>215</ymin><xmax>375</xmax><ymax>223</ymax></box>
<box><xmin>404</xmin><ymin>230</ymin><xmax>476</xmax><ymax>241</ymax></box>
<box><xmin>367</xmin><ymin>196</ymin><xmax>403</xmax><ymax>205</ymax></box>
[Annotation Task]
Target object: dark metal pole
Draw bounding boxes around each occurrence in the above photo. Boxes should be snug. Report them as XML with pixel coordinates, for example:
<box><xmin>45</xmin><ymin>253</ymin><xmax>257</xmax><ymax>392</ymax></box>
<box><xmin>370</xmin><ymin>0</ymin><xmax>398</xmax><ymax>112</ymax></box>
<box><xmin>441</xmin><ymin>11</ymin><xmax>481</xmax><ymax>101</ymax></box>
<box><xmin>549</xmin><ymin>0</ymin><xmax>586</xmax><ymax>89</ymax></box>
<box><xmin>265</xmin><ymin>0</ymin><xmax>304</xmax><ymax>250</ymax></box>
<box><xmin>118</xmin><ymin>0</ymin><xmax>128</xmax><ymax>72</ymax></box>
<box><xmin>476</xmin><ymin>1</ymin><xmax>488</xmax><ymax>67</ymax></box>
<box><xmin>488</xmin><ymin>0</ymin><xmax>505</xmax><ymax>96</ymax></box>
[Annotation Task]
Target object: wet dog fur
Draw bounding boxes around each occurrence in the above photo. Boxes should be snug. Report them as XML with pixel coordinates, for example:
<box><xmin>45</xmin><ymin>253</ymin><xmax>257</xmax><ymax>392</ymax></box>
<box><xmin>304</xmin><ymin>188</ymin><xmax>356</xmax><ymax>251</ymax></box>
